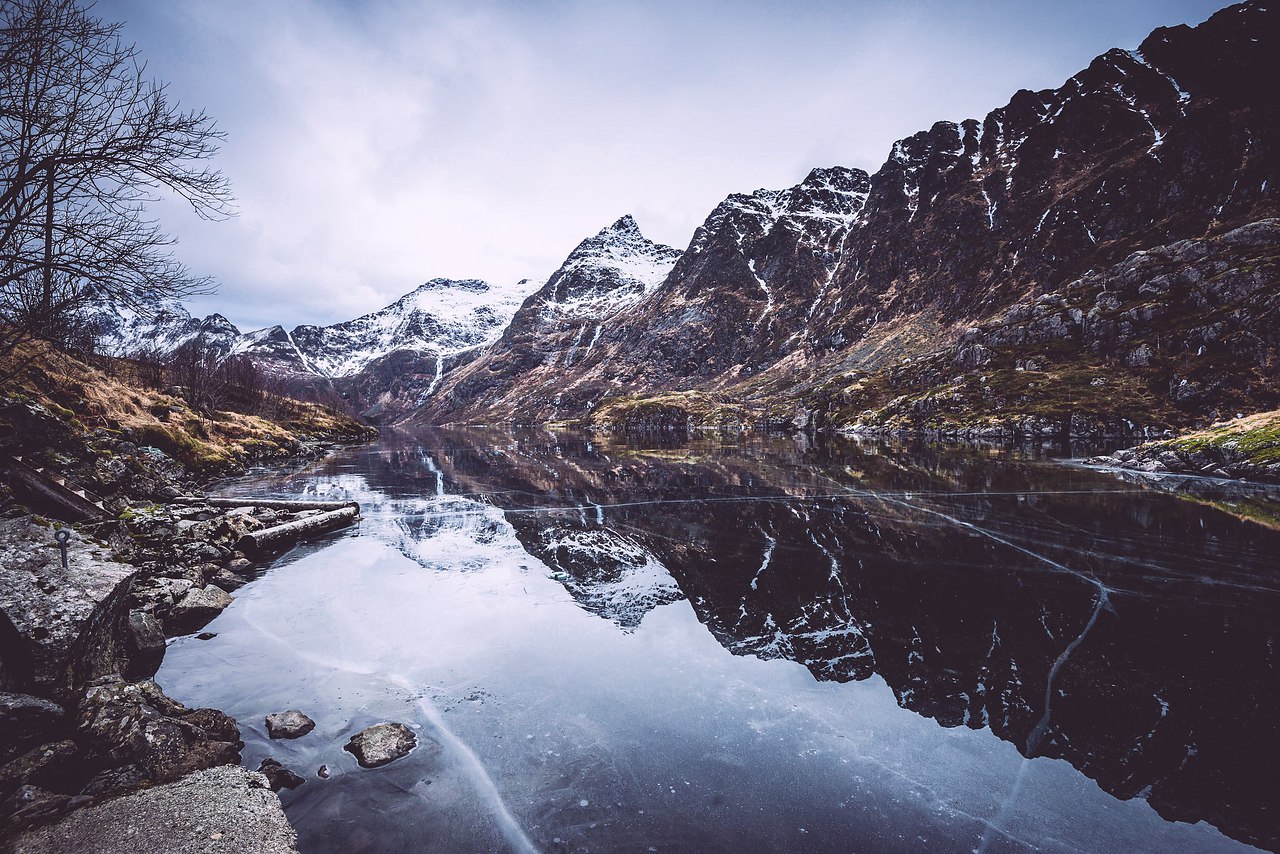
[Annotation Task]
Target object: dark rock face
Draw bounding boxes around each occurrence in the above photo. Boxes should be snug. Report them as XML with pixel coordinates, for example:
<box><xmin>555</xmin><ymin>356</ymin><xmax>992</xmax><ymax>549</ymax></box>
<box><xmin>833</xmin><ymin>220</ymin><xmax>1280</xmax><ymax>435</ymax></box>
<box><xmin>0</xmin><ymin>693</ymin><xmax>65</xmax><ymax>765</ymax></box>
<box><xmin>343</xmin><ymin>722</ymin><xmax>418</xmax><ymax>769</ymax></box>
<box><xmin>264</xmin><ymin>709</ymin><xmax>315</xmax><ymax>740</ymax></box>
<box><xmin>418</xmin><ymin>1</ymin><xmax>1280</xmax><ymax>431</ymax></box>
<box><xmin>75</xmin><ymin>677</ymin><xmax>242</xmax><ymax>786</ymax></box>
<box><xmin>256</xmin><ymin>758</ymin><xmax>305</xmax><ymax>791</ymax></box>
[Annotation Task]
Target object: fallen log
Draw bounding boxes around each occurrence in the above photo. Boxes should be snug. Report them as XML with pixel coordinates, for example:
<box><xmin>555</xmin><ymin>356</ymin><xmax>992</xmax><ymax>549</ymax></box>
<box><xmin>175</xmin><ymin>496</ymin><xmax>359</xmax><ymax>513</ymax></box>
<box><xmin>235</xmin><ymin>506</ymin><xmax>360</xmax><ymax>553</ymax></box>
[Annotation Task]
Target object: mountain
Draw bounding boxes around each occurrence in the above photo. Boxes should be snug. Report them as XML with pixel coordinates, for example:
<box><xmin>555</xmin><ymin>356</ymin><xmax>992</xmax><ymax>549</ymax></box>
<box><xmin>94</xmin><ymin>277</ymin><xmax>541</xmax><ymax>421</ymax></box>
<box><xmin>230</xmin><ymin>277</ymin><xmax>536</xmax><ymax>379</ymax></box>
<box><xmin>417</xmin><ymin>0</ymin><xmax>1280</xmax><ymax>434</ymax></box>
<box><xmin>91</xmin><ymin>302</ymin><xmax>241</xmax><ymax>358</ymax></box>
<box><xmin>421</xmin><ymin>215</ymin><xmax>681</xmax><ymax>422</ymax></box>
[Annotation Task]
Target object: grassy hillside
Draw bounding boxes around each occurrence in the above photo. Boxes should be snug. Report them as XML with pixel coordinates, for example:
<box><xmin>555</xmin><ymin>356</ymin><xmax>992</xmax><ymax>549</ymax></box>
<box><xmin>1</xmin><ymin>343</ymin><xmax>374</xmax><ymax>488</ymax></box>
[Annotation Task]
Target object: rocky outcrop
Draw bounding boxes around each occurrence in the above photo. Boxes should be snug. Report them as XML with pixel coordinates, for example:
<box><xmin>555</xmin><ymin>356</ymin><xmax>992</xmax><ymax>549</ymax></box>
<box><xmin>821</xmin><ymin>220</ymin><xmax>1280</xmax><ymax>437</ymax></box>
<box><xmin>0</xmin><ymin>520</ymin><xmax>135</xmax><ymax>704</ymax></box>
<box><xmin>6</xmin><ymin>766</ymin><xmax>298</xmax><ymax>854</ymax></box>
<box><xmin>1088</xmin><ymin>408</ymin><xmax>1280</xmax><ymax>481</ymax></box>
<box><xmin>75</xmin><ymin>677</ymin><xmax>241</xmax><ymax>788</ymax></box>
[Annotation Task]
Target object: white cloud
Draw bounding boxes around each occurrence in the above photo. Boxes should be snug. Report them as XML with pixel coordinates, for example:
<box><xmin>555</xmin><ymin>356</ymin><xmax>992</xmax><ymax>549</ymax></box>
<box><xmin>99</xmin><ymin>0</ymin><xmax>1226</xmax><ymax>331</ymax></box>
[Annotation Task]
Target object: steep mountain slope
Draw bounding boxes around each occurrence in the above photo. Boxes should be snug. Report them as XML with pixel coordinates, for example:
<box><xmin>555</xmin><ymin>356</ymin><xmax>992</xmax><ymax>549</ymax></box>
<box><xmin>419</xmin><ymin>0</ymin><xmax>1279</xmax><ymax>432</ymax></box>
<box><xmin>425</xmin><ymin>215</ymin><xmax>681</xmax><ymax>421</ymax></box>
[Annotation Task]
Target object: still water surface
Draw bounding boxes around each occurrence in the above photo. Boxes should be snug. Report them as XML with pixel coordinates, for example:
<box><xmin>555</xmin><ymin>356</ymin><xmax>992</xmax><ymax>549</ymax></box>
<box><xmin>157</xmin><ymin>429</ymin><xmax>1280</xmax><ymax>853</ymax></box>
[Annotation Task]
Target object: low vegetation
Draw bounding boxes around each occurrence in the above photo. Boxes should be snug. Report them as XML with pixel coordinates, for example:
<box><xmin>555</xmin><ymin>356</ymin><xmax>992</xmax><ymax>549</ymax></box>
<box><xmin>1</xmin><ymin>341</ymin><xmax>372</xmax><ymax>477</ymax></box>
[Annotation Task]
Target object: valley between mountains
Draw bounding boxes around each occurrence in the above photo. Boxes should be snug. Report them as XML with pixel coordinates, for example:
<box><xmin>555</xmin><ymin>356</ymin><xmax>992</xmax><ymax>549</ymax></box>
<box><xmin>99</xmin><ymin>0</ymin><xmax>1278</xmax><ymax>441</ymax></box>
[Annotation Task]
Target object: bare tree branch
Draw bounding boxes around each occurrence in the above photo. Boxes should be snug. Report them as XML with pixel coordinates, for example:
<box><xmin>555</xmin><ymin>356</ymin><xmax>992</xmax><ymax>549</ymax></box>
<box><xmin>0</xmin><ymin>0</ymin><xmax>234</xmax><ymax>360</ymax></box>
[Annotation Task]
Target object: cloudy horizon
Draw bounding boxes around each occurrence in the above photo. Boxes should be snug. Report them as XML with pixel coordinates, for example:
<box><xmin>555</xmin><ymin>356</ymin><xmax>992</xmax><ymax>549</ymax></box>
<box><xmin>98</xmin><ymin>0</ymin><xmax>1228</xmax><ymax>333</ymax></box>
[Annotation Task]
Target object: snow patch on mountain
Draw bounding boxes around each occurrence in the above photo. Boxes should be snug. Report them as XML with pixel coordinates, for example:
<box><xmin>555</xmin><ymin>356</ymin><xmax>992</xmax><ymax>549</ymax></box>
<box><xmin>90</xmin><ymin>300</ymin><xmax>240</xmax><ymax>357</ymax></box>
<box><xmin>688</xmin><ymin>166</ymin><xmax>871</xmax><ymax>253</ymax></box>
<box><xmin>241</xmin><ymin>277</ymin><xmax>542</xmax><ymax>378</ymax></box>
<box><xmin>539</xmin><ymin>215</ymin><xmax>681</xmax><ymax>322</ymax></box>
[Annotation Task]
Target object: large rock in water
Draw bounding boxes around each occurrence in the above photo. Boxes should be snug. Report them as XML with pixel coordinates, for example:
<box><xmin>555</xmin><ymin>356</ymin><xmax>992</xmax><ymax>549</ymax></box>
<box><xmin>343</xmin><ymin>722</ymin><xmax>417</xmax><ymax>768</ymax></box>
<box><xmin>264</xmin><ymin>709</ymin><xmax>315</xmax><ymax>740</ymax></box>
<box><xmin>6</xmin><ymin>766</ymin><xmax>298</xmax><ymax>854</ymax></box>
<box><xmin>0</xmin><ymin>519</ymin><xmax>135</xmax><ymax>703</ymax></box>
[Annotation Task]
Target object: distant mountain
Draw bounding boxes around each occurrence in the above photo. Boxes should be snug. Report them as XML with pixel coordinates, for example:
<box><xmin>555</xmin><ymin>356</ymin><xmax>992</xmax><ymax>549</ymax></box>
<box><xmin>420</xmin><ymin>215</ymin><xmax>680</xmax><ymax>422</ymax></box>
<box><xmin>416</xmin><ymin>0</ymin><xmax>1280</xmax><ymax>434</ymax></box>
<box><xmin>94</xmin><ymin>277</ymin><xmax>541</xmax><ymax>421</ymax></box>
<box><xmin>92</xmin><ymin>302</ymin><xmax>240</xmax><ymax>358</ymax></box>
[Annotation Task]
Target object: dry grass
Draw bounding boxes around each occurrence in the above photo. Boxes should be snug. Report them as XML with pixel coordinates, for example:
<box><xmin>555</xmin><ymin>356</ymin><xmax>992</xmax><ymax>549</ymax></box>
<box><xmin>2</xmin><ymin>341</ymin><xmax>370</xmax><ymax>473</ymax></box>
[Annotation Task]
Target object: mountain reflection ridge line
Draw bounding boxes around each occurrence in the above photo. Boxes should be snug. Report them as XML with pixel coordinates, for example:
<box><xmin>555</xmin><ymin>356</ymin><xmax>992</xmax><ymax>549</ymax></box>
<box><xmin>858</xmin><ymin>492</ymin><xmax>1115</xmax><ymax>599</ymax></box>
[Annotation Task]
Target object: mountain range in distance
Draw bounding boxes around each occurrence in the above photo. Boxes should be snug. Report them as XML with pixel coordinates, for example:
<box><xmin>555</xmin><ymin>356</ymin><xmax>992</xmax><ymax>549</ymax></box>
<box><xmin>98</xmin><ymin>0</ymin><xmax>1280</xmax><ymax>436</ymax></box>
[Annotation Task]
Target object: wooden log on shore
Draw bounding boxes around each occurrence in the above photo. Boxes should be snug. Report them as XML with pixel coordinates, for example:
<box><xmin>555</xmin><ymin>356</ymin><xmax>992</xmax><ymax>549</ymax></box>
<box><xmin>175</xmin><ymin>496</ymin><xmax>359</xmax><ymax>513</ymax></box>
<box><xmin>235</xmin><ymin>506</ymin><xmax>360</xmax><ymax>553</ymax></box>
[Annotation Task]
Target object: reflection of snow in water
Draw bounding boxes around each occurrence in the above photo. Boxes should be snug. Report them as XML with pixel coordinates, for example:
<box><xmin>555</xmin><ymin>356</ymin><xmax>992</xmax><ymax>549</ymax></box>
<box><xmin>180</xmin><ymin>439</ymin><xmax>1265</xmax><ymax>853</ymax></box>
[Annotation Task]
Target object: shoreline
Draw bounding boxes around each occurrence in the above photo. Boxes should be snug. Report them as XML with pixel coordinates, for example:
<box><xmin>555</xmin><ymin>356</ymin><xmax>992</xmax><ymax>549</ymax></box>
<box><xmin>0</xmin><ymin>431</ymin><xmax>375</xmax><ymax>852</ymax></box>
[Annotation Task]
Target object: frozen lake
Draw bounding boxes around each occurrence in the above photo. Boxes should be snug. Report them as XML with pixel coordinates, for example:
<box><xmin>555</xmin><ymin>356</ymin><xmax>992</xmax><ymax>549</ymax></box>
<box><xmin>157</xmin><ymin>428</ymin><xmax>1280</xmax><ymax>853</ymax></box>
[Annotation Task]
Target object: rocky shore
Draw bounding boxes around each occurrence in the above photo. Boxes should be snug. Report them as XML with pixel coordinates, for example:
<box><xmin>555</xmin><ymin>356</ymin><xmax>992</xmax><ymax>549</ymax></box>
<box><xmin>1085</xmin><ymin>409</ymin><xmax>1280</xmax><ymax>484</ymax></box>
<box><xmin>0</xmin><ymin>392</ymin><xmax>376</xmax><ymax>852</ymax></box>
<box><xmin>0</xmin><ymin>493</ymin><xmax>355</xmax><ymax>850</ymax></box>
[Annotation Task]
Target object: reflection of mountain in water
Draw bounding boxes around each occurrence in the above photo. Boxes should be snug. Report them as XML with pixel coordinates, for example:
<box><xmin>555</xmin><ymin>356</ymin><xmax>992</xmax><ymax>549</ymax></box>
<box><xmin>222</xmin><ymin>428</ymin><xmax>1280</xmax><ymax>852</ymax></box>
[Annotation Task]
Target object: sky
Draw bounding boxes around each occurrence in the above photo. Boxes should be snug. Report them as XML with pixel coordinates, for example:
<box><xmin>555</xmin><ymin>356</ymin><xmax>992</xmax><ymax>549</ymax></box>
<box><xmin>96</xmin><ymin>0</ymin><xmax>1229</xmax><ymax>332</ymax></box>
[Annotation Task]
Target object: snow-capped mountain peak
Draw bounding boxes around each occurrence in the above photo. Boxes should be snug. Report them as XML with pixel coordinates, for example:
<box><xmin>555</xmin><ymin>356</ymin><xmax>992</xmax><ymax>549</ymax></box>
<box><xmin>538</xmin><ymin>214</ymin><xmax>681</xmax><ymax>321</ymax></box>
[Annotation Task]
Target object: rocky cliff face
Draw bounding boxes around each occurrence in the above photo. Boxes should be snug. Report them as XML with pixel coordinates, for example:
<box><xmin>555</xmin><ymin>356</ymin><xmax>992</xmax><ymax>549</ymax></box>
<box><xmin>417</xmin><ymin>0</ymin><xmax>1279</xmax><ymax>433</ymax></box>
<box><xmin>422</xmin><ymin>215</ymin><xmax>681</xmax><ymax>423</ymax></box>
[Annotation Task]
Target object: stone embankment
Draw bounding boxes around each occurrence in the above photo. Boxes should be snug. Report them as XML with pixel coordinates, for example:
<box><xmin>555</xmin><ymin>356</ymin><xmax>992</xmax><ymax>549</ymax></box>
<box><xmin>0</xmin><ymin>493</ymin><xmax>357</xmax><ymax>851</ymax></box>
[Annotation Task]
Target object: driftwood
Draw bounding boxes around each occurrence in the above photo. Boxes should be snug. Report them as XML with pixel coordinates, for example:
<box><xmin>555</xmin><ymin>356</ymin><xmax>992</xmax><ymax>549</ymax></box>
<box><xmin>235</xmin><ymin>506</ymin><xmax>359</xmax><ymax>553</ymax></box>
<box><xmin>175</xmin><ymin>496</ymin><xmax>359</xmax><ymax>512</ymax></box>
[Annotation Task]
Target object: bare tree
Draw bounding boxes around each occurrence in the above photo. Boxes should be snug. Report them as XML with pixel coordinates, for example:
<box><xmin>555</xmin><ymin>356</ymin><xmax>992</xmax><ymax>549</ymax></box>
<box><xmin>0</xmin><ymin>0</ymin><xmax>233</xmax><ymax>363</ymax></box>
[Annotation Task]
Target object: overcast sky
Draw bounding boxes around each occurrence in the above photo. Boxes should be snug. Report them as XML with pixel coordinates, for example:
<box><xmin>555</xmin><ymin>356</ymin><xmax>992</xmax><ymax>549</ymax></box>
<box><xmin>97</xmin><ymin>0</ymin><xmax>1227</xmax><ymax>332</ymax></box>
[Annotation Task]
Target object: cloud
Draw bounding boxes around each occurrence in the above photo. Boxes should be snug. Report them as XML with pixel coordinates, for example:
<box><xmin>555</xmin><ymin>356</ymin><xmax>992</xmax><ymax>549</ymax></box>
<box><xmin>99</xmin><ymin>0</ymin><xmax>1227</xmax><ymax>331</ymax></box>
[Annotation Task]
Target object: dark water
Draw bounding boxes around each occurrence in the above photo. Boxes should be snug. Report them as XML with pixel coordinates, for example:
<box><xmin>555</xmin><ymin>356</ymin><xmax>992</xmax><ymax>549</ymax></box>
<box><xmin>157</xmin><ymin>428</ymin><xmax>1280</xmax><ymax>853</ymax></box>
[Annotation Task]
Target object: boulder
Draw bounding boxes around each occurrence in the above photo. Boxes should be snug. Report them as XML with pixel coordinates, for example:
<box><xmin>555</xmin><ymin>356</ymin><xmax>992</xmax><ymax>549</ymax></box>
<box><xmin>7</xmin><ymin>766</ymin><xmax>299</xmax><ymax>854</ymax></box>
<box><xmin>264</xmin><ymin>710</ymin><xmax>315</xmax><ymax>740</ymax></box>
<box><xmin>256</xmin><ymin>758</ymin><xmax>305</xmax><ymax>792</ymax></box>
<box><xmin>75</xmin><ymin>677</ymin><xmax>241</xmax><ymax>787</ymax></box>
<box><xmin>0</xmin><ymin>519</ymin><xmax>135</xmax><ymax>703</ymax></box>
<box><xmin>343</xmin><ymin>722</ymin><xmax>417</xmax><ymax>768</ymax></box>
<box><xmin>165</xmin><ymin>585</ymin><xmax>233</xmax><ymax>634</ymax></box>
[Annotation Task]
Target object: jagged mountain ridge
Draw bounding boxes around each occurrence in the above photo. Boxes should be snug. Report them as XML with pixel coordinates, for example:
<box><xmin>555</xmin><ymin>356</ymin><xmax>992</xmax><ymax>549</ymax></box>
<box><xmin>420</xmin><ymin>215</ymin><xmax>681</xmax><ymax>419</ymax></box>
<box><xmin>417</xmin><ymin>0</ymin><xmax>1279</xmax><ymax>430</ymax></box>
<box><xmin>93</xmin><ymin>276</ymin><xmax>542</xmax><ymax>419</ymax></box>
